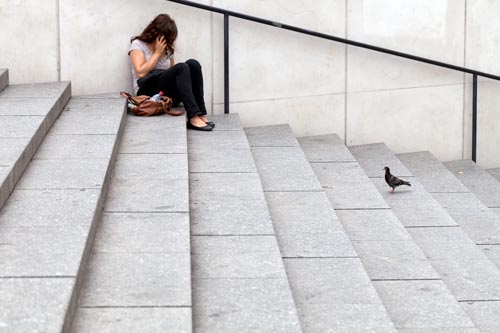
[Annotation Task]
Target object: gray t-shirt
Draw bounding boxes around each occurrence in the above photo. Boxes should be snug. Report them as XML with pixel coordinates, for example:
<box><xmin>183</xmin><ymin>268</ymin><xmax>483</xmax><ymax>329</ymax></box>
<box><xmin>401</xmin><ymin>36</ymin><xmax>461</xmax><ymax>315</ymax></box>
<box><xmin>128</xmin><ymin>39</ymin><xmax>172</xmax><ymax>94</ymax></box>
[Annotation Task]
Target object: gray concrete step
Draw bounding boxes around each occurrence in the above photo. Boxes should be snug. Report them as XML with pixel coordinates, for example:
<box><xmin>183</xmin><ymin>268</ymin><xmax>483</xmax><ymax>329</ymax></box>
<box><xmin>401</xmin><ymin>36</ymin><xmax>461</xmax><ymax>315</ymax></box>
<box><xmin>350</xmin><ymin>143</ymin><xmax>500</xmax><ymax>332</ymax></box>
<box><xmin>399</xmin><ymin>152</ymin><xmax>500</xmax><ymax>245</ymax></box>
<box><xmin>300</xmin><ymin>134</ymin><xmax>477</xmax><ymax>331</ymax></box>
<box><xmin>488</xmin><ymin>167</ymin><xmax>500</xmax><ymax>183</ymax></box>
<box><xmin>246</xmin><ymin>125</ymin><xmax>396</xmax><ymax>332</ymax></box>
<box><xmin>0</xmin><ymin>69</ymin><xmax>8</xmax><ymax>92</ymax></box>
<box><xmin>72</xmin><ymin>110</ymin><xmax>191</xmax><ymax>332</ymax></box>
<box><xmin>0</xmin><ymin>95</ymin><xmax>126</xmax><ymax>332</ymax></box>
<box><xmin>190</xmin><ymin>117</ymin><xmax>301</xmax><ymax>332</ymax></box>
<box><xmin>445</xmin><ymin>160</ymin><xmax>500</xmax><ymax>216</ymax></box>
<box><xmin>0</xmin><ymin>81</ymin><xmax>71</xmax><ymax>210</ymax></box>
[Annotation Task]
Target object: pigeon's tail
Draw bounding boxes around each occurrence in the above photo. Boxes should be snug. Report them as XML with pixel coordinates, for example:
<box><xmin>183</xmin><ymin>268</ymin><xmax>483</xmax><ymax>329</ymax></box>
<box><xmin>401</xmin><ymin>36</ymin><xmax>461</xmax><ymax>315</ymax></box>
<box><xmin>402</xmin><ymin>180</ymin><xmax>411</xmax><ymax>187</ymax></box>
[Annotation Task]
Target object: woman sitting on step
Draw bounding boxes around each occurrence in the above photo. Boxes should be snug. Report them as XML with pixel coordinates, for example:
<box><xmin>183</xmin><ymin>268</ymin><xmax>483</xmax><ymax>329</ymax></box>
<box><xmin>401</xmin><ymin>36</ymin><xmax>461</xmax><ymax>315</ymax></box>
<box><xmin>129</xmin><ymin>13</ymin><xmax>214</xmax><ymax>131</ymax></box>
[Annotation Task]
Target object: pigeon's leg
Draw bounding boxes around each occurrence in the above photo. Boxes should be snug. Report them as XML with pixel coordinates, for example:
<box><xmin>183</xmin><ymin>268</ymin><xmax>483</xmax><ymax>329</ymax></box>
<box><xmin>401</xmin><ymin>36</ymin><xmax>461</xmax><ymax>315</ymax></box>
<box><xmin>388</xmin><ymin>188</ymin><xmax>394</xmax><ymax>192</ymax></box>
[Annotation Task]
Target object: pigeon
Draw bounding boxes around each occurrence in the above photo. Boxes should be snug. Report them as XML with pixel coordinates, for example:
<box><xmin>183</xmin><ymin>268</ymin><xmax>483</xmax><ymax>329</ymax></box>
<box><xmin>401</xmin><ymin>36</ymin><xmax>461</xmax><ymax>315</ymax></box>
<box><xmin>384</xmin><ymin>166</ymin><xmax>411</xmax><ymax>192</ymax></box>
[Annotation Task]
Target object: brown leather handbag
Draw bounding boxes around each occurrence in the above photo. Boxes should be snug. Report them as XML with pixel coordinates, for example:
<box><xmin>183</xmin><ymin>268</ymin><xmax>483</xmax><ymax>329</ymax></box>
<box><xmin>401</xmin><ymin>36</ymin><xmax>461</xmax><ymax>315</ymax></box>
<box><xmin>120</xmin><ymin>92</ymin><xmax>184</xmax><ymax>117</ymax></box>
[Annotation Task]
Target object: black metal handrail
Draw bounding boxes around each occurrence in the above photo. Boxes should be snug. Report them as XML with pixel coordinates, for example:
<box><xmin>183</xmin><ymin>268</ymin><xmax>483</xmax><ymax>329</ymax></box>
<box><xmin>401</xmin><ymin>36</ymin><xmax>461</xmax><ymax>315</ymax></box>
<box><xmin>167</xmin><ymin>0</ymin><xmax>500</xmax><ymax>162</ymax></box>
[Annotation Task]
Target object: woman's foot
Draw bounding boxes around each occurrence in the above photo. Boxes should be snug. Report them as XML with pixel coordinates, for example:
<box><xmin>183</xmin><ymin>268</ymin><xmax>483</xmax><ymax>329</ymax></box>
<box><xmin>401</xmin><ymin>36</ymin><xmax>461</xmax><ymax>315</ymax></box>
<box><xmin>200</xmin><ymin>115</ymin><xmax>215</xmax><ymax>128</ymax></box>
<box><xmin>187</xmin><ymin>116</ymin><xmax>213</xmax><ymax>131</ymax></box>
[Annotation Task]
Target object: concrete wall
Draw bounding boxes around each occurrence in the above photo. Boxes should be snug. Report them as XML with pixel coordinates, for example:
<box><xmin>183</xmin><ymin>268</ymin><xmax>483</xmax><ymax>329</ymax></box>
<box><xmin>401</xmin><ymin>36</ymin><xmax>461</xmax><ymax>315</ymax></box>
<box><xmin>1</xmin><ymin>0</ymin><xmax>499</xmax><ymax>167</ymax></box>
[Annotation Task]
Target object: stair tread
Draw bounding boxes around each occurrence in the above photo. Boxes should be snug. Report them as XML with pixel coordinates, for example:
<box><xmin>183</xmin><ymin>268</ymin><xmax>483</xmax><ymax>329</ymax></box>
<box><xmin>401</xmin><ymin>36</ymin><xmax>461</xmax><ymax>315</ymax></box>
<box><xmin>190</xmin><ymin>119</ymin><xmax>301</xmax><ymax>332</ymax></box>
<box><xmin>248</xmin><ymin>126</ymin><xmax>396</xmax><ymax>332</ymax></box>
<box><xmin>73</xmin><ymin>308</ymin><xmax>192</xmax><ymax>332</ymax></box>
<box><xmin>0</xmin><ymin>81</ymin><xmax>71</xmax><ymax>209</ymax></box>
<box><xmin>445</xmin><ymin>160</ymin><xmax>500</xmax><ymax>209</ymax></box>
<box><xmin>74</xmin><ymin>112</ymin><xmax>191</xmax><ymax>328</ymax></box>
<box><xmin>300</xmin><ymin>134</ymin><xmax>475</xmax><ymax>330</ymax></box>
<box><xmin>488</xmin><ymin>167</ymin><xmax>500</xmax><ymax>183</ymax></box>
<box><xmin>398</xmin><ymin>151</ymin><xmax>500</xmax><ymax>246</ymax></box>
<box><xmin>0</xmin><ymin>95</ymin><xmax>126</xmax><ymax>331</ymax></box>
<box><xmin>350</xmin><ymin>142</ymin><xmax>500</xmax><ymax>328</ymax></box>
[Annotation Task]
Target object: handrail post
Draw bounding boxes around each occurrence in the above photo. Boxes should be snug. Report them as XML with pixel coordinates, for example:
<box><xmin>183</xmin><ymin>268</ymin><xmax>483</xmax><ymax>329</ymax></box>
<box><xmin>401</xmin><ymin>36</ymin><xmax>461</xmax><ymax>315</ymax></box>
<box><xmin>472</xmin><ymin>74</ymin><xmax>478</xmax><ymax>162</ymax></box>
<box><xmin>224</xmin><ymin>14</ymin><xmax>229</xmax><ymax>114</ymax></box>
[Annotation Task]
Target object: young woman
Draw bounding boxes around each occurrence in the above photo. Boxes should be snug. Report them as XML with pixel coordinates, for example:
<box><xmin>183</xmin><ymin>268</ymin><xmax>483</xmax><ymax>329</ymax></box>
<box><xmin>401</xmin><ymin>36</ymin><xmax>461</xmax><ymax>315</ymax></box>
<box><xmin>129</xmin><ymin>14</ymin><xmax>214</xmax><ymax>131</ymax></box>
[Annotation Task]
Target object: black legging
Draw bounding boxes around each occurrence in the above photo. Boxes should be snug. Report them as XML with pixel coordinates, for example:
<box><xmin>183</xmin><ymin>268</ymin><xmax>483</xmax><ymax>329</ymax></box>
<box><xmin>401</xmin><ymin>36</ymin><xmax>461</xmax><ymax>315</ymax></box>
<box><xmin>137</xmin><ymin>59</ymin><xmax>207</xmax><ymax>119</ymax></box>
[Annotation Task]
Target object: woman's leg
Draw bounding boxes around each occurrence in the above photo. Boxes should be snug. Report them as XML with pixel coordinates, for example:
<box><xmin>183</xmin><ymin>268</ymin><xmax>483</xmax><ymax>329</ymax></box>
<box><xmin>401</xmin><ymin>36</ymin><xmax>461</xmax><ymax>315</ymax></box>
<box><xmin>185</xmin><ymin>59</ymin><xmax>207</xmax><ymax>116</ymax></box>
<box><xmin>139</xmin><ymin>63</ymin><xmax>202</xmax><ymax>119</ymax></box>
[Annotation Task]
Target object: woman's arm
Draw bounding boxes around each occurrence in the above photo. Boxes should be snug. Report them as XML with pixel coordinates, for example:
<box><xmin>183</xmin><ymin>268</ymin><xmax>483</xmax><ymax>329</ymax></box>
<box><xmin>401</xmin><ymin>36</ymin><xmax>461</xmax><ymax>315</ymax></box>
<box><xmin>129</xmin><ymin>36</ymin><xmax>167</xmax><ymax>78</ymax></box>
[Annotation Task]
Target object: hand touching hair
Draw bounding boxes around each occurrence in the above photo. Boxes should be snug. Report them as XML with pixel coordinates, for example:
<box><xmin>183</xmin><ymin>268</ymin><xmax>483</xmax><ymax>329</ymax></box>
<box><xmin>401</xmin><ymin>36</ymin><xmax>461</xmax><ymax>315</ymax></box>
<box><xmin>132</xmin><ymin>14</ymin><xmax>178</xmax><ymax>56</ymax></box>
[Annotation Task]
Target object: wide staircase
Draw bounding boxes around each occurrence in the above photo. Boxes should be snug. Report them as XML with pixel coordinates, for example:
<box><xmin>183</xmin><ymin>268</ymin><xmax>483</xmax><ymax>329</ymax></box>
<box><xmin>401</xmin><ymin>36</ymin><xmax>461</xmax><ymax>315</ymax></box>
<box><xmin>2</xmin><ymin>69</ymin><xmax>500</xmax><ymax>332</ymax></box>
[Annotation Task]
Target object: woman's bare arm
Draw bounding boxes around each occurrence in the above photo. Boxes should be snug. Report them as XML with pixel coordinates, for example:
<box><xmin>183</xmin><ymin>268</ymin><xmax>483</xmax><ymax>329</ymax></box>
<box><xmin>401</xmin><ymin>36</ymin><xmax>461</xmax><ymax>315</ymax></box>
<box><xmin>129</xmin><ymin>36</ymin><xmax>167</xmax><ymax>78</ymax></box>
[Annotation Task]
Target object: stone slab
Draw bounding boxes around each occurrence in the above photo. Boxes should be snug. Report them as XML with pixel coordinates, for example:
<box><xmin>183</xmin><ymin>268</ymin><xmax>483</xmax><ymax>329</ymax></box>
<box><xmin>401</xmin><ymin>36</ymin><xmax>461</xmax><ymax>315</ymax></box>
<box><xmin>191</xmin><ymin>236</ymin><xmax>285</xmax><ymax>279</ymax></box>
<box><xmin>245</xmin><ymin>125</ymin><xmax>299</xmax><ymax>147</ymax></box>
<box><xmin>0</xmin><ymin>138</ymin><xmax>30</xmax><ymax>165</ymax></box>
<box><xmin>93</xmin><ymin>212</ymin><xmax>190</xmax><ymax>254</ymax></box>
<box><xmin>34</xmin><ymin>134</ymin><xmax>117</xmax><ymax>159</ymax></box>
<box><xmin>124</xmin><ymin>112</ymin><xmax>186</xmax><ymax>130</ymax></box>
<box><xmin>311</xmin><ymin>162</ymin><xmax>389</xmax><ymax>209</ymax></box>
<box><xmin>79</xmin><ymin>252</ymin><xmax>191</xmax><ymax>307</ymax></box>
<box><xmin>462</xmin><ymin>301</ymin><xmax>500</xmax><ymax>333</ymax></box>
<box><xmin>120</xmin><ymin>124</ymin><xmax>186</xmax><ymax>154</ymax></box>
<box><xmin>372</xmin><ymin>177</ymin><xmax>457</xmax><ymax>227</ymax></box>
<box><xmin>49</xmin><ymin>113</ymin><xmax>123</xmax><ymax>135</ymax></box>
<box><xmin>58</xmin><ymin>97</ymin><xmax>124</xmax><ymax>115</ymax></box>
<box><xmin>112</xmin><ymin>153</ymin><xmax>187</xmax><ymax>181</ymax></box>
<box><xmin>373</xmin><ymin>280</ymin><xmax>476</xmax><ymax>329</ymax></box>
<box><xmin>430</xmin><ymin>259</ymin><xmax>500</xmax><ymax>301</ymax></box>
<box><xmin>0</xmin><ymin>277</ymin><xmax>74</xmax><ymax>332</ymax></box>
<box><xmin>432</xmin><ymin>192</ymin><xmax>500</xmax><ymax>245</ymax></box>
<box><xmin>189</xmin><ymin>173</ymin><xmax>274</xmax><ymax>235</ymax></box>
<box><xmin>105</xmin><ymin>178</ymin><xmax>189</xmax><ymax>213</ymax></box>
<box><xmin>0</xmin><ymin>188</ymin><xmax>100</xmax><ymax>228</ymax></box>
<box><xmin>488</xmin><ymin>168</ymin><xmax>500</xmax><ymax>183</ymax></box>
<box><xmin>281</xmin><ymin>257</ymin><xmax>399</xmax><ymax>330</ymax></box>
<box><xmin>298</xmin><ymin>134</ymin><xmax>357</xmax><ymax>162</ymax></box>
<box><xmin>252</xmin><ymin>146</ymin><xmax>323</xmax><ymax>191</ymax></box>
<box><xmin>188</xmin><ymin>129</ymin><xmax>249</xmax><ymax>150</ymax></box>
<box><xmin>0</xmin><ymin>81</ymin><xmax>70</xmax><ymax>98</ymax></box>
<box><xmin>188</xmin><ymin>148</ymin><xmax>257</xmax><ymax>173</ymax></box>
<box><xmin>192</xmin><ymin>278</ymin><xmax>301</xmax><ymax>332</ymax></box>
<box><xmin>407</xmin><ymin>227</ymin><xmax>486</xmax><ymax>260</ymax></box>
<box><xmin>263</xmin><ymin>185</ymin><xmax>356</xmax><ymax>258</ymax></box>
<box><xmin>15</xmin><ymin>159</ymin><xmax>109</xmax><ymax>190</ymax></box>
<box><xmin>0</xmin><ymin>224</ymin><xmax>89</xmax><ymax>277</ymax></box>
<box><xmin>336</xmin><ymin>209</ymin><xmax>410</xmax><ymax>241</ymax></box>
<box><xmin>72</xmin><ymin>307</ymin><xmax>192</xmax><ymax>333</ymax></box>
<box><xmin>349</xmin><ymin>143</ymin><xmax>413</xmax><ymax>178</ymax></box>
<box><xmin>276</xmin><ymin>230</ymin><xmax>357</xmax><ymax>258</ymax></box>
<box><xmin>352</xmin><ymin>240</ymin><xmax>439</xmax><ymax>280</ymax></box>
<box><xmin>204</xmin><ymin>113</ymin><xmax>241</xmax><ymax>131</ymax></box>
<box><xmin>445</xmin><ymin>160</ymin><xmax>500</xmax><ymax>208</ymax></box>
<box><xmin>284</xmin><ymin>258</ymin><xmax>382</xmax><ymax>305</ymax></box>
<box><xmin>73</xmin><ymin>94</ymin><xmax>123</xmax><ymax>99</ymax></box>
<box><xmin>480</xmin><ymin>245</ymin><xmax>500</xmax><ymax>269</ymax></box>
<box><xmin>493</xmin><ymin>208</ymin><xmax>500</xmax><ymax>219</ymax></box>
<box><xmin>398</xmin><ymin>327</ymin><xmax>480</xmax><ymax>332</ymax></box>
<box><xmin>0</xmin><ymin>115</ymin><xmax>45</xmax><ymax>138</ymax></box>
<box><xmin>0</xmin><ymin>69</ymin><xmax>7</xmax><ymax>92</ymax></box>
<box><xmin>299</xmin><ymin>303</ymin><xmax>397</xmax><ymax>332</ymax></box>
<box><xmin>0</xmin><ymin>97</ymin><xmax>58</xmax><ymax>116</ymax></box>
<box><xmin>265</xmin><ymin>191</ymin><xmax>342</xmax><ymax>225</ymax></box>
<box><xmin>398</xmin><ymin>151</ymin><xmax>470</xmax><ymax>193</ymax></box>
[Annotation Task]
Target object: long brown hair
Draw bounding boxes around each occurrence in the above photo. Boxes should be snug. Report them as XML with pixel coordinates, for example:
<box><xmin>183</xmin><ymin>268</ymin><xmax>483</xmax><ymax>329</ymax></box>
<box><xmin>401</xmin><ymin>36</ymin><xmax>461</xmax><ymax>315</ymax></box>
<box><xmin>131</xmin><ymin>14</ymin><xmax>178</xmax><ymax>56</ymax></box>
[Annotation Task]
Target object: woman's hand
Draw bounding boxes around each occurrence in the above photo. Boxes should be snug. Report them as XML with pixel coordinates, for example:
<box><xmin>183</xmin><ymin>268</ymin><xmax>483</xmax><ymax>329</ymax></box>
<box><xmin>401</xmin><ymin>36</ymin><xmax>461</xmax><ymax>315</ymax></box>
<box><xmin>154</xmin><ymin>36</ymin><xmax>167</xmax><ymax>55</ymax></box>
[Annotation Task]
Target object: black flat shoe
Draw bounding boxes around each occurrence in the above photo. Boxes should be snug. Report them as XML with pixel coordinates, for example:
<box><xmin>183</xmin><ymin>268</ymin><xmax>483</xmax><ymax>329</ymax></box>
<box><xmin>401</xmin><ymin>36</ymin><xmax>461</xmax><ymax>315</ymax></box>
<box><xmin>206</xmin><ymin>121</ymin><xmax>215</xmax><ymax>128</ymax></box>
<box><xmin>187</xmin><ymin>121</ymin><xmax>213</xmax><ymax>131</ymax></box>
